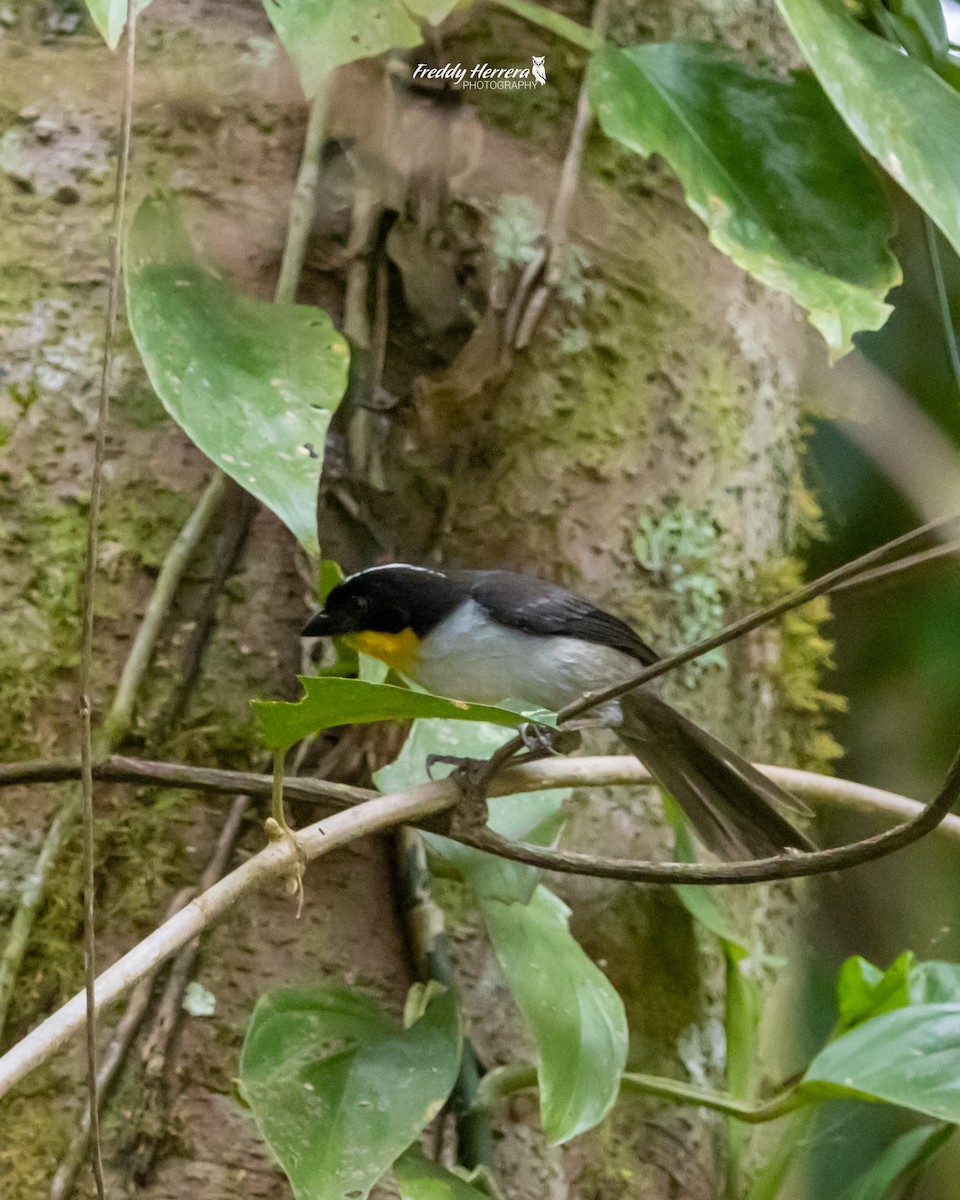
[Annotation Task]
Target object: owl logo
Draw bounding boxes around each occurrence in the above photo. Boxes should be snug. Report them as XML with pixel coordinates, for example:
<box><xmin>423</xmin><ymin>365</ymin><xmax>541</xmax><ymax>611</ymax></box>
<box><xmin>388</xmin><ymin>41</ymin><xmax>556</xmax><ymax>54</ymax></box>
<box><xmin>532</xmin><ymin>55</ymin><xmax>546</xmax><ymax>86</ymax></box>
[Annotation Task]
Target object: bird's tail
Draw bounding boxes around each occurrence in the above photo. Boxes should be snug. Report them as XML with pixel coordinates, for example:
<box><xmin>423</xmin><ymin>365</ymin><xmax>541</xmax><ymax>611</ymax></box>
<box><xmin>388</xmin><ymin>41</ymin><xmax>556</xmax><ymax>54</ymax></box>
<box><xmin>616</xmin><ymin>689</ymin><xmax>816</xmax><ymax>859</ymax></box>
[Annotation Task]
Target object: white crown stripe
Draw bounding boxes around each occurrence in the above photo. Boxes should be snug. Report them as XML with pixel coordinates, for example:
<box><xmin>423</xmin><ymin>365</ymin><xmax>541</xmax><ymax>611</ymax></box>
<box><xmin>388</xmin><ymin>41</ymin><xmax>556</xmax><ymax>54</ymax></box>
<box><xmin>340</xmin><ymin>563</ymin><xmax>446</xmax><ymax>586</ymax></box>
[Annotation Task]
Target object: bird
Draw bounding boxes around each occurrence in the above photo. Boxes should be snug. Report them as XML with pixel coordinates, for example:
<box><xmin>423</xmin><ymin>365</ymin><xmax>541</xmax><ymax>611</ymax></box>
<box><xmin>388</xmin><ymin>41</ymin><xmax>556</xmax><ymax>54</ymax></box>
<box><xmin>302</xmin><ymin>564</ymin><xmax>815</xmax><ymax>859</ymax></box>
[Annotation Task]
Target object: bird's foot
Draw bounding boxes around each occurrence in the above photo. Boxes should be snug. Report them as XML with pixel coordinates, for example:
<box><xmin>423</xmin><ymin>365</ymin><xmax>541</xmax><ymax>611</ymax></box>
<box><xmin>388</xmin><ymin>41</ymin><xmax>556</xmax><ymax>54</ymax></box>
<box><xmin>422</xmin><ymin>755</ymin><xmax>492</xmax><ymax>836</ymax></box>
<box><xmin>515</xmin><ymin>722</ymin><xmax>582</xmax><ymax>761</ymax></box>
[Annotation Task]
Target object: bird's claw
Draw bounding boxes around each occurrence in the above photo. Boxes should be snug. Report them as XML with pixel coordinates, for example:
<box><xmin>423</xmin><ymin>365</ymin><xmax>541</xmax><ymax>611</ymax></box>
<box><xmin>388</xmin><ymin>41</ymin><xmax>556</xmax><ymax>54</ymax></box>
<box><xmin>517</xmin><ymin>722</ymin><xmax>582</xmax><ymax>759</ymax></box>
<box><xmin>426</xmin><ymin>753</ymin><xmax>485</xmax><ymax>780</ymax></box>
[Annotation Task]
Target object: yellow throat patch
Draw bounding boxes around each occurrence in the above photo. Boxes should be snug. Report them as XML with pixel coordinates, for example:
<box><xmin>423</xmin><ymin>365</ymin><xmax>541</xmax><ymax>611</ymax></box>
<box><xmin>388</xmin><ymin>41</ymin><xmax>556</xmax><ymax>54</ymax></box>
<box><xmin>344</xmin><ymin>628</ymin><xmax>420</xmax><ymax>672</ymax></box>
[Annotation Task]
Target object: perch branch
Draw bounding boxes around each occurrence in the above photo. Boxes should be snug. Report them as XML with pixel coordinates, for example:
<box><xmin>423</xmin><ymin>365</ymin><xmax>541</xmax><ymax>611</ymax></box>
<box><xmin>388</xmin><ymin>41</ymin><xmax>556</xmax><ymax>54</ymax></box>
<box><xmin>3</xmin><ymin>745</ymin><xmax>960</xmax><ymax>1098</ymax></box>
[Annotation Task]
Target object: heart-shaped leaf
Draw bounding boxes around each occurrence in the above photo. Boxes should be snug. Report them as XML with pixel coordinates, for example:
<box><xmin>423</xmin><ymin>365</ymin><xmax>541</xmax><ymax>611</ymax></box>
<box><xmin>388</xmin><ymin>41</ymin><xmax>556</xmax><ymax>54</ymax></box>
<box><xmin>776</xmin><ymin>0</ymin><xmax>960</xmax><ymax>259</ymax></box>
<box><xmin>262</xmin><ymin>0</ymin><xmax>462</xmax><ymax>97</ymax></box>
<box><xmin>240</xmin><ymin>984</ymin><xmax>462</xmax><ymax>1200</ymax></box>
<box><xmin>126</xmin><ymin>195</ymin><xmax>349</xmax><ymax>555</ymax></box>
<box><xmin>588</xmin><ymin>40</ymin><xmax>899</xmax><ymax>357</ymax></box>
<box><xmin>255</xmin><ymin>676</ymin><xmax>528</xmax><ymax>750</ymax></box>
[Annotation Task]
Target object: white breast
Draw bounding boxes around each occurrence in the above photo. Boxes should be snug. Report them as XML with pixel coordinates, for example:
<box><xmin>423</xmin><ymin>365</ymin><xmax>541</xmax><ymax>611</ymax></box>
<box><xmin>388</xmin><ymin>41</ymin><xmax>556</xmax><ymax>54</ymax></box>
<box><xmin>406</xmin><ymin>599</ymin><xmax>639</xmax><ymax>712</ymax></box>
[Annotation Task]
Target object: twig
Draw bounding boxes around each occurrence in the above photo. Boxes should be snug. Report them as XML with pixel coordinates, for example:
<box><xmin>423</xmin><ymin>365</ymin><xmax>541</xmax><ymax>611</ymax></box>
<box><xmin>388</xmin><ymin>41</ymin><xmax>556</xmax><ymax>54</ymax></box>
<box><xmin>124</xmin><ymin>794</ymin><xmax>249</xmax><ymax>1185</ymax></box>
<box><xmin>155</xmin><ymin>485</ymin><xmax>257</xmax><ymax>735</ymax></box>
<box><xmin>830</xmin><ymin>537</ymin><xmax>960</xmax><ymax>597</ymax></box>
<box><xmin>275</xmin><ymin>84</ymin><xmax>331</xmax><ymax>303</ymax></box>
<box><xmin>48</xmin><ymin>885</ymin><xmax>194</xmax><ymax>1200</ymax></box>
<box><xmin>544</xmin><ymin>0</ymin><xmax>608</xmax><ymax>284</ymax></box>
<box><xmin>102</xmin><ymin>473</ymin><xmax>230</xmax><ymax>750</ymax></box>
<box><xmin>0</xmin><ymin>794</ymin><xmax>80</xmax><ymax>1039</ymax></box>
<box><xmin>77</xmin><ymin>4</ymin><xmax>138</xmax><ymax>1192</ymax></box>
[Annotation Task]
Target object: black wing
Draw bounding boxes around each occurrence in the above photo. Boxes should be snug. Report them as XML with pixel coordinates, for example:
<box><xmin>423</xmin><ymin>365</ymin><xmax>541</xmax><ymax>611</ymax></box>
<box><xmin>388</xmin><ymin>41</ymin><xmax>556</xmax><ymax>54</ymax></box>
<box><xmin>459</xmin><ymin>570</ymin><xmax>659</xmax><ymax>665</ymax></box>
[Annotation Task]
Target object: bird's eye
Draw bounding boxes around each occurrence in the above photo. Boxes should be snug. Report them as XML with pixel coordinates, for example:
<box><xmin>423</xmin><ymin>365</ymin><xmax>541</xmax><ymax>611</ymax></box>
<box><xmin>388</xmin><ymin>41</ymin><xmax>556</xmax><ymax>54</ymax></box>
<box><xmin>355</xmin><ymin>596</ymin><xmax>369</xmax><ymax>611</ymax></box>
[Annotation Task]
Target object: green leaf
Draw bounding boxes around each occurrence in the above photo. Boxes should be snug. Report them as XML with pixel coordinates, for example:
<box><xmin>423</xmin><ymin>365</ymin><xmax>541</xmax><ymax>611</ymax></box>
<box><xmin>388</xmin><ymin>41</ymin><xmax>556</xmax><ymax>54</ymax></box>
<box><xmin>394</xmin><ymin>1147</ymin><xmax>494</xmax><ymax>1200</ymax></box>
<box><xmin>479</xmin><ymin>885</ymin><xmax>628</xmax><ymax>1143</ymax></box>
<box><xmin>909</xmin><ymin>961</ymin><xmax>960</xmax><ymax>1005</ymax></box>
<box><xmin>587</xmin><ymin>40</ymin><xmax>899</xmax><ymax>357</ymax></box>
<box><xmin>262</xmin><ymin>0</ymin><xmax>462</xmax><ymax>97</ymax></box>
<box><xmin>837</xmin><ymin>1122</ymin><xmax>952</xmax><ymax>1200</ymax></box>
<box><xmin>83</xmin><ymin>0</ymin><xmax>151</xmax><ymax>49</ymax></box>
<box><xmin>776</xmin><ymin>0</ymin><xmax>960</xmax><ymax>262</ymax></box>
<box><xmin>836</xmin><ymin>952</ymin><xmax>914</xmax><ymax>1032</ymax></box>
<box><xmin>239</xmin><ymin>984</ymin><xmax>462</xmax><ymax>1200</ymax></box>
<box><xmin>255</xmin><ymin>676</ymin><xmax>528</xmax><ymax>750</ymax></box>
<box><xmin>125</xmin><ymin>196</ymin><xmax>349</xmax><ymax>555</ymax></box>
<box><xmin>375</xmin><ymin>716</ymin><xmax>569</xmax><ymax>904</ymax></box>
<box><xmin>804</xmin><ymin>1003</ymin><xmax>960</xmax><ymax>1120</ymax></box>
<box><xmin>887</xmin><ymin>0</ymin><xmax>949</xmax><ymax>65</ymax></box>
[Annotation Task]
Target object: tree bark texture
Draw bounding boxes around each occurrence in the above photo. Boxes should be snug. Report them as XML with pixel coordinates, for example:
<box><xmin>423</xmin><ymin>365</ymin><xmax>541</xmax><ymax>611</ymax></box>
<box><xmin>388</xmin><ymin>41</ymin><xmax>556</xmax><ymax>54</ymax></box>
<box><xmin>0</xmin><ymin>1</ymin><xmax>835</xmax><ymax>1197</ymax></box>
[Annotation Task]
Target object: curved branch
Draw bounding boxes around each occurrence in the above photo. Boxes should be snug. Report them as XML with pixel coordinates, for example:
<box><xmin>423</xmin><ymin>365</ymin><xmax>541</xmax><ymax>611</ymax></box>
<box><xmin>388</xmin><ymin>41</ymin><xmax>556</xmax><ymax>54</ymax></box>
<box><xmin>2</xmin><ymin>748</ymin><xmax>959</xmax><ymax>1099</ymax></box>
<box><xmin>2</xmin><ymin>752</ymin><xmax>959</xmax><ymax>839</ymax></box>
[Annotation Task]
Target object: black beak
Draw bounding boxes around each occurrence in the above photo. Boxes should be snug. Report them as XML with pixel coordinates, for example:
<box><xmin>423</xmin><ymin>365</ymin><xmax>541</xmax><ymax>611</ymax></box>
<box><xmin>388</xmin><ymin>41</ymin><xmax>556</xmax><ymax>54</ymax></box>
<box><xmin>302</xmin><ymin>611</ymin><xmax>337</xmax><ymax>638</ymax></box>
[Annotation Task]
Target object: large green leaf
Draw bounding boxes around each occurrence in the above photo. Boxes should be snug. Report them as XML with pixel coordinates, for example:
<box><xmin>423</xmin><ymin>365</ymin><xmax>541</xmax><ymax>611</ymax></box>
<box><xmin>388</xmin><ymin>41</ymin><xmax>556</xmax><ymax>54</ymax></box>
<box><xmin>804</xmin><ymin>1004</ymin><xmax>960</xmax><ymax>1121</ymax></box>
<box><xmin>262</xmin><ymin>0</ymin><xmax>462</xmax><ymax>97</ymax></box>
<box><xmin>394</xmin><ymin>1148</ymin><xmax>494</xmax><ymax>1199</ymax></box>
<box><xmin>837</xmin><ymin>1123</ymin><xmax>952</xmax><ymax>1200</ymax></box>
<box><xmin>239</xmin><ymin>985</ymin><xmax>462</xmax><ymax>1200</ymax></box>
<box><xmin>587</xmin><ymin>40</ymin><xmax>899</xmax><ymax>356</ymax></box>
<box><xmin>375</xmin><ymin>715</ymin><xmax>569</xmax><ymax>904</ymax></box>
<box><xmin>776</xmin><ymin>0</ymin><xmax>960</xmax><ymax>259</ymax></box>
<box><xmin>126</xmin><ymin>196</ymin><xmax>349</xmax><ymax>555</ymax></box>
<box><xmin>480</xmin><ymin>885</ymin><xmax>628</xmax><ymax>1143</ymax></box>
<box><xmin>255</xmin><ymin>676</ymin><xmax>528</xmax><ymax>750</ymax></box>
<box><xmin>83</xmin><ymin>0</ymin><xmax>152</xmax><ymax>49</ymax></box>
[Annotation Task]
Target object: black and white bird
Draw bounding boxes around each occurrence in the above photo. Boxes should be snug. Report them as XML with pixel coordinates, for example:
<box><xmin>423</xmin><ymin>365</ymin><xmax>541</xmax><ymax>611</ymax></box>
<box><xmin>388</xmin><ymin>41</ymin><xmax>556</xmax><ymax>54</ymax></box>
<box><xmin>303</xmin><ymin>564</ymin><xmax>814</xmax><ymax>859</ymax></box>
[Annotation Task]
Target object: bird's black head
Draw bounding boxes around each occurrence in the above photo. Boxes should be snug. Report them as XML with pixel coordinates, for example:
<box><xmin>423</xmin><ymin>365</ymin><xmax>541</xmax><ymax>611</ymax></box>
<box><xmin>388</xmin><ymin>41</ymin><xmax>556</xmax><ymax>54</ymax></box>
<box><xmin>301</xmin><ymin>565</ymin><xmax>467</xmax><ymax>640</ymax></box>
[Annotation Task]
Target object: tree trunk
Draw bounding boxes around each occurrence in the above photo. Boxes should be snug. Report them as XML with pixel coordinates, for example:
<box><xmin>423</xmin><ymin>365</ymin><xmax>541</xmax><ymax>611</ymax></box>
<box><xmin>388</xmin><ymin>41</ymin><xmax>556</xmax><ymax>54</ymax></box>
<box><xmin>0</xmin><ymin>1</ymin><xmax>836</xmax><ymax>1198</ymax></box>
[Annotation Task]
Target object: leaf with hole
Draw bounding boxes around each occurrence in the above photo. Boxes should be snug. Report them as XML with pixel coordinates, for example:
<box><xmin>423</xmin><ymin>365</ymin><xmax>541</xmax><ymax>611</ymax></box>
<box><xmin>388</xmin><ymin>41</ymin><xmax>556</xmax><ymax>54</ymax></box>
<box><xmin>588</xmin><ymin>39</ymin><xmax>899</xmax><ymax>356</ymax></box>
<box><xmin>126</xmin><ymin>195</ymin><xmax>349</xmax><ymax>555</ymax></box>
<box><xmin>776</xmin><ymin>0</ymin><xmax>960</xmax><ymax>260</ymax></box>
<box><xmin>240</xmin><ymin>984</ymin><xmax>462</xmax><ymax>1200</ymax></box>
<box><xmin>262</xmin><ymin>0</ymin><xmax>463</xmax><ymax>97</ymax></box>
<box><xmin>255</xmin><ymin>676</ymin><xmax>529</xmax><ymax>750</ymax></box>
